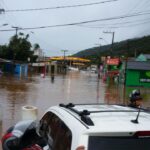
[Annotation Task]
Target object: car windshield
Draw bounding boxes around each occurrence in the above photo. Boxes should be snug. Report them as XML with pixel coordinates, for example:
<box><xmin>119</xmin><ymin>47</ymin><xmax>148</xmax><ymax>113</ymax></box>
<box><xmin>88</xmin><ymin>136</ymin><xmax>150</xmax><ymax>150</ymax></box>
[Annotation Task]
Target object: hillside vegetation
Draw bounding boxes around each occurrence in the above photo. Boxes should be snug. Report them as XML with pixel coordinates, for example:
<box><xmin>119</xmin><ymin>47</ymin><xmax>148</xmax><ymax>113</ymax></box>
<box><xmin>74</xmin><ymin>35</ymin><xmax>150</xmax><ymax>63</ymax></box>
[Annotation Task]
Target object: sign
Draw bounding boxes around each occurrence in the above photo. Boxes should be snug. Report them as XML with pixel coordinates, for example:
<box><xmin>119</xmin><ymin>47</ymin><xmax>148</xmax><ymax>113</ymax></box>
<box><xmin>140</xmin><ymin>71</ymin><xmax>150</xmax><ymax>83</ymax></box>
<box><xmin>106</xmin><ymin>58</ymin><xmax>120</xmax><ymax>65</ymax></box>
<box><xmin>32</xmin><ymin>63</ymin><xmax>45</xmax><ymax>66</ymax></box>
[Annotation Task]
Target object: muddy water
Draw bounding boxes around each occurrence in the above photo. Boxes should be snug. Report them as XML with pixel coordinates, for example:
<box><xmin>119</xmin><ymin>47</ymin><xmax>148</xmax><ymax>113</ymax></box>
<box><xmin>0</xmin><ymin>72</ymin><xmax>106</xmax><ymax>132</ymax></box>
<box><xmin>0</xmin><ymin>71</ymin><xmax>150</xmax><ymax>142</ymax></box>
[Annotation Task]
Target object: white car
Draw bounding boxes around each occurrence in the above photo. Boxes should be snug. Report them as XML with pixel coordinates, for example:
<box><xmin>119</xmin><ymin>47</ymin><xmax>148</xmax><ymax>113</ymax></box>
<box><xmin>38</xmin><ymin>103</ymin><xmax>150</xmax><ymax>150</ymax></box>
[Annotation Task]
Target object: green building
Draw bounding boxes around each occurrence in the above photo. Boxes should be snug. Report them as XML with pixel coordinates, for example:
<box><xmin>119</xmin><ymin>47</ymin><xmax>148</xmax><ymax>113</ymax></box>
<box><xmin>125</xmin><ymin>61</ymin><xmax>150</xmax><ymax>87</ymax></box>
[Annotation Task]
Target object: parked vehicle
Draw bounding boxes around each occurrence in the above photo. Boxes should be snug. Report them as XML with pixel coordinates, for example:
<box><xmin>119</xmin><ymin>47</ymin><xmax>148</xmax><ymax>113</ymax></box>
<box><xmin>2</xmin><ymin>103</ymin><xmax>150</xmax><ymax>150</ymax></box>
<box><xmin>90</xmin><ymin>65</ymin><xmax>97</xmax><ymax>73</ymax></box>
<box><xmin>37</xmin><ymin>103</ymin><xmax>150</xmax><ymax>150</ymax></box>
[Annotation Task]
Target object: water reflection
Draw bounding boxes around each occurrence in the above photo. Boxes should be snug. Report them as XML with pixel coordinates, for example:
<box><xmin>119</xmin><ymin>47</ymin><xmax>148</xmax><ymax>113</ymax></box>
<box><xmin>0</xmin><ymin>72</ymin><xmax>150</xmax><ymax>137</ymax></box>
<box><xmin>104</xmin><ymin>82</ymin><xmax>122</xmax><ymax>104</ymax></box>
<box><xmin>0</xmin><ymin>75</ymin><xmax>31</xmax><ymax>133</ymax></box>
<box><xmin>51</xmin><ymin>74</ymin><xmax>55</xmax><ymax>83</ymax></box>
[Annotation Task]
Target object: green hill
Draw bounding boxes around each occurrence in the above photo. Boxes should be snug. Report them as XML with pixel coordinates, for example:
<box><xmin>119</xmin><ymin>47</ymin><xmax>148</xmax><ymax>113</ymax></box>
<box><xmin>74</xmin><ymin>35</ymin><xmax>150</xmax><ymax>63</ymax></box>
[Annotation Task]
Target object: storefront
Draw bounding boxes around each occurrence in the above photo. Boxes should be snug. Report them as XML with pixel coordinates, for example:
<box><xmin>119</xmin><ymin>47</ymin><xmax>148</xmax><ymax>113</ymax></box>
<box><xmin>125</xmin><ymin>61</ymin><xmax>150</xmax><ymax>87</ymax></box>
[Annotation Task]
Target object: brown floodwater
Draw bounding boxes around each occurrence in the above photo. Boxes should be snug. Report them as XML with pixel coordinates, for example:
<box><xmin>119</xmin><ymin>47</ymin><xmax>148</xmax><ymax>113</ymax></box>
<box><xmin>0</xmin><ymin>71</ymin><xmax>150</xmax><ymax>147</ymax></box>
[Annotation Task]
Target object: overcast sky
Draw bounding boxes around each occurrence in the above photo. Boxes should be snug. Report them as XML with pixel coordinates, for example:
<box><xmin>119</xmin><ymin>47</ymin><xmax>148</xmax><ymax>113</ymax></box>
<box><xmin>0</xmin><ymin>0</ymin><xmax>150</xmax><ymax>56</ymax></box>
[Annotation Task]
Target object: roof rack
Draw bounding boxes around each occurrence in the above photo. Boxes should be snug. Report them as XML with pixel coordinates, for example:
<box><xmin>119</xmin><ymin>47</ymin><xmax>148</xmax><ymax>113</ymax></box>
<box><xmin>73</xmin><ymin>103</ymin><xmax>125</xmax><ymax>106</ymax></box>
<box><xmin>59</xmin><ymin>103</ymin><xmax>94</xmax><ymax>126</ymax></box>
<box><xmin>59</xmin><ymin>103</ymin><xmax>150</xmax><ymax>126</ymax></box>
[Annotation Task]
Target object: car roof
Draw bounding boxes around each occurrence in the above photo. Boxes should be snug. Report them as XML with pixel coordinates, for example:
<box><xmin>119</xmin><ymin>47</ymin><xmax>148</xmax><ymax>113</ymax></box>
<box><xmin>47</xmin><ymin>103</ymin><xmax>150</xmax><ymax>133</ymax></box>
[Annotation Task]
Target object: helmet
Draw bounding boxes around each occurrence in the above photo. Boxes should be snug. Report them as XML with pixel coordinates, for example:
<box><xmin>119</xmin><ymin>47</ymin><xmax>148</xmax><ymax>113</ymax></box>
<box><xmin>129</xmin><ymin>89</ymin><xmax>142</xmax><ymax>107</ymax></box>
<box><xmin>132</xmin><ymin>89</ymin><xmax>140</xmax><ymax>96</ymax></box>
<box><xmin>1</xmin><ymin>120</ymin><xmax>46</xmax><ymax>150</ymax></box>
<box><xmin>129</xmin><ymin>89</ymin><xmax>141</xmax><ymax>101</ymax></box>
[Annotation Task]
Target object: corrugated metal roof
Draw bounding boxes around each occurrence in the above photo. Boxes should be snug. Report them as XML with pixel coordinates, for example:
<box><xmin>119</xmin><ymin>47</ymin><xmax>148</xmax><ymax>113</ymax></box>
<box><xmin>0</xmin><ymin>58</ymin><xmax>11</xmax><ymax>63</ymax></box>
<box><xmin>143</xmin><ymin>54</ymin><xmax>150</xmax><ymax>59</ymax></box>
<box><xmin>127</xmin><ymin>61</ymin><xmax>150</xmax><ymax>70</ymax></box>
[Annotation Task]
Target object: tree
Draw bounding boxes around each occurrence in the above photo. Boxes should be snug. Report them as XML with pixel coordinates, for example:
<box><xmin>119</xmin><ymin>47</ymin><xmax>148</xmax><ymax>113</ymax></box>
<box><xmin>33</xmin><ymin>43</ymin><xmax>40</xmax><ymax>50</ymax></box>
<box><xmin>8</xmin><ymin>33</ymin><xmax>32</xmax><ymax>62</ymax></box>
<box><xmin>0</xmin><ymin>33</ymin><xmax>40</xmax><ymax>63</ymax></box>
<box><xmin>0</xmin><ymin>45</ymin><xmax>10</xmax><ymax>59</ymax></box>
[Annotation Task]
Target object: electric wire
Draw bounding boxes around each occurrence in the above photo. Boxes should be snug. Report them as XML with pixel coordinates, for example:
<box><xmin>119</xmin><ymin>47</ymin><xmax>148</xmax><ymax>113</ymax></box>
<box><xmin>109</xmin><ymin>0</ymin><xmax>147</xmax><ymax>31</ymax></box>
<box><xmin>78</xmin><ymin>17</ymin><xmax>150</xmax><ymax>27</ymax></box>
<box><xmin>77</xmin><ymin>21</ymin><xmax>150</xmax><ymax>29</ymax></box>
<box><xmin>30</xmin><ymin>32</ymin><xmax>64</xmax><ymax>52</ymax></box>
<box><xmin>132</xmin><ymin>0</ymin><xmax>150</xmax><ymax>13</ymax></box>
<box><xmin>0</xmin><ymin>0</ymin><xmax>20</xmax><ymax>26</ymax></box>
<box><xmin>126</xmin><ymin>0</ymin><xmax>144</xmax><ymax>14</ymax></box>
<box><xmin>77</xmin><ymin>17</ymin><xmax>150</xmax><ymax>28</ymax></box>
<box><xmin>1</xmin><ymin>9</ymin><xmax>150</xmax><ymax>32</ymax></box>
<box><xmin>105</xmin><ymin>20</ymin><xmax>150</xmax><ymax>29</ymax></box>
<box><xmin>133</xmin><ymin>0</ymin><xmax>150</xmax><ymax>37</ymax></box>
<box><xmin>4</xmin><ymin>0</ymin><xmax>118</xmax><ymax>12</ymax></box>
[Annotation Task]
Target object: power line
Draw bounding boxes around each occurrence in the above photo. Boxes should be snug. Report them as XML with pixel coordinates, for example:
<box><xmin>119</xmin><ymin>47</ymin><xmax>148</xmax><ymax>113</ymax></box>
<box><xmin>113</xmin><ymin>0</ymin><xmax>144</xmax><ymax>33</ymax></box>
<box><xmin>1</xmin><ymin>10</ymin><xmax>150</xmax><ymax>32</ymax></box>
<box><xmin>4</xmin><ymin>0</ymin><xmax>118</xmax><ymax>12</ymax></box>
<box><xmin>131</xmin><ymin>0</ymin><xmax>150</xmax><ymax>13</ymax></box>
<box><xmin>77</xmin><ymin>17</ymin><xmax>150</xmax><ymax>28</ymax></box>
<box><xmin>126</xmin><ymin>0</ymin><xmax>143</xmax><ymax>14</ymax></box>
<box><xmin>30</xmin><ymin>32</ymin><xmax>64</xmax><ymax>51</ymax></box>
<box><xmin>77</xmin><ymin>20</ymin><xmax>150</xmax><ymax>29</ymax></box>
<box><xmin>110</xmin><ymin>20</ymin><xmax>150</xmax><ymax>28</ymax></box>
<box><xmin>0</xmin><ymin>0</ymin><xmax>21</xmax><ymax>26</ymax></box>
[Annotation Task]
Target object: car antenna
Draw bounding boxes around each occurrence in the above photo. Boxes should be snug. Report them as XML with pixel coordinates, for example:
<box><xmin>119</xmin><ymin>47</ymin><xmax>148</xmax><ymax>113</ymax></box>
<box><xmin>131</xmin><ymin>106</ymin><xmax>141</xmax><ymax>124</ymax></box>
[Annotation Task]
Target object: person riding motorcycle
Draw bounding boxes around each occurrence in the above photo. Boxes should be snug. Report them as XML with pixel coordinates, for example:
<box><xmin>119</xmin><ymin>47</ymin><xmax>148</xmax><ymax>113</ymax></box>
<box><xmin>1</xmin><ymin>120</ymin><xmax>47</xmax><ymax>150</ymax></box>
<box><xmin>129</xmin><ymin>89</ymin><xmax>142</xmax><ymax>107</ymax></box>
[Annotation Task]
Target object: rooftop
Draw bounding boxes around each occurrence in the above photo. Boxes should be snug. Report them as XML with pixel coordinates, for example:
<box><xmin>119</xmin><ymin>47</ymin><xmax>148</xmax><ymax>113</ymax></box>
<box><xmin>0</xmin><ymin>58</ymin><xmax>11</xmax><ymax>63</ymax></box>
<box><xmin>127</xmin><ymin>61</ymin><xmax>150</xmax><ymax>70</ymax></box>
<box><xmin>143</xmin><ymin>54</ymin><xmax>150</xmax><ymax>59</ymax></box>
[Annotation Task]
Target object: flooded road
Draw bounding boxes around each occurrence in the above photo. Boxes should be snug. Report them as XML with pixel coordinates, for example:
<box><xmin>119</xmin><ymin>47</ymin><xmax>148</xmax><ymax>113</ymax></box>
<box><xmin>0</xmin><ymin>71</ymin><xmax>150</xmax><ymax>138</ymax></box>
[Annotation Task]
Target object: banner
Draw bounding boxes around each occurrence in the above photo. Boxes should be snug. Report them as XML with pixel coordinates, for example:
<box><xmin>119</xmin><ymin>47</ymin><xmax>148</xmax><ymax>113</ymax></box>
<box><xmin>106</xmin><ymin>58</ymin><xmax>120</xmax><ymax>65</ymax></box>
<box><xmin>140</xmin><ymin>71</ymin><xmax>150</xmax><ymax>83</ymax></box>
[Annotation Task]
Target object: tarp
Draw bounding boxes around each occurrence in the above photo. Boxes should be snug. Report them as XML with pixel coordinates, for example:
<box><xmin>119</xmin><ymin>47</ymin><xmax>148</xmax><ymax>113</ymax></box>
<box><xmin>49</xmin><ymin>56</ymin><xmax>90</xmax><ymax>62</ymax></box>
<box><xmin>0</xmin><ymin>58</ymin><xmax>11</xmax><ymax>63</ymax></box>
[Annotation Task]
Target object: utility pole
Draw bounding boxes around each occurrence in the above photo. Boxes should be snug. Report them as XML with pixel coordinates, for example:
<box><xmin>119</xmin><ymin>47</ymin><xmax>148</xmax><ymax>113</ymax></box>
<box><xmin>12</xmin><ymin>26</ymin><xmax>22</xmax><ymax>36</ymax></box>
<box><xmin>61</xmin><ymin>50</ymin><xmax>68</xmax><ymax>64</ymax></box>
<box><xmin>61</xmin><ymin>50</ymin><xmax>68</xmax><ymax>73</ymax></box>
<box><xmin>103</xmin><ymin>31</ymin><xmax>115</xmax><ymax>56</ymax></box>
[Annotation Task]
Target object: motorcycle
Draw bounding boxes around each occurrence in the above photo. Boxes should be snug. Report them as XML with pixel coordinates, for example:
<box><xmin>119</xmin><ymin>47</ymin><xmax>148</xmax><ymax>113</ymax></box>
<box><xmin>1</xmin><ymin>120</ymin><xmax>47</xmax><ymax>150</ymax></box>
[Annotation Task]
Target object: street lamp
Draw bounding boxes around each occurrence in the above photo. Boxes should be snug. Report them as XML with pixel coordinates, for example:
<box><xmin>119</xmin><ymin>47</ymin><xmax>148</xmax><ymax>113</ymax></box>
<box><xmin>103</xmin><ymin>31</ymin><xmax>115</xmax><ymax>53</ymax></box>
<box><xmin>61</xmin><ymin>50</ymin><xmax>68</xmax><ymax>64</ymax></box>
